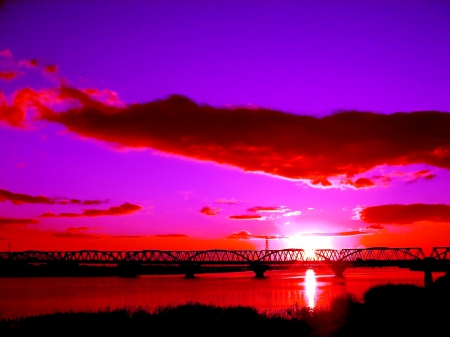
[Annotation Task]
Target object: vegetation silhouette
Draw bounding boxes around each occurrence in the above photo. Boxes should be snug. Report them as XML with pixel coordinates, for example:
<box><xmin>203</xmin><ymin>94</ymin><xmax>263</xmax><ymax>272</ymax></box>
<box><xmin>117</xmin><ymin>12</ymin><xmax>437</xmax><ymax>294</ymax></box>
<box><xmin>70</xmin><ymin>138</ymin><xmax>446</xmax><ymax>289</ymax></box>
<box><xmin>1</xmin><ymin>274</ymin><xmax>449</xmax><ymax>337</ymax></box>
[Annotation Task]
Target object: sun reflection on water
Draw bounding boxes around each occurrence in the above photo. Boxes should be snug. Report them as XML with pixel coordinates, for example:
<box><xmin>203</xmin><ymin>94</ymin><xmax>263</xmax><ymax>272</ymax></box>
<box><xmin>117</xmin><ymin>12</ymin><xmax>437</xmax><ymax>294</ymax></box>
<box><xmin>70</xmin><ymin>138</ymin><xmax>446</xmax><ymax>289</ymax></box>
<box><xmin>305</xmin><ymin>269</ymin><xmax>317</xmax><ymax>308</ymax></box>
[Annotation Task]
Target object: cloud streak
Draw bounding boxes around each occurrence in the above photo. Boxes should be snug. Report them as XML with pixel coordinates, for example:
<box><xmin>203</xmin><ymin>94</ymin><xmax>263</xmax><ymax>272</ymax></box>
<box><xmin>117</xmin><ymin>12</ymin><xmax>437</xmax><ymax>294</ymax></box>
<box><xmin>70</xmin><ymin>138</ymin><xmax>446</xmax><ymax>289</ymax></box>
<box><xmin>358</xmin><ymin>203</ymin><xmax>450</xmax><ymax>225</ymax></box>
<box><xmin>39</xmin><ymin>202</ymin><xmax>142</xmax><ymax>218</ymax></box>
<box><xmin>214</xmin><ymin>198</ymin><xmax>245</xmax><ymax>205</ymax></box>
<box><xmin>227</xmin><ymin>230</ymin><xmax>288</xmax><ymax>240</ymax></box>
<box><xmin>0</xmin><ymin>70</ymin><xmax>21</xmax><ymax>80</ymax></box>
<box><xmin>0</xmin><ymin>188</ymin><xmax>106</xmax><ymax>205</ymax></box>
<box><xmin>0</xmin><ymin>217</ymin><xmax>39</xmax><ymax>226</ymax></box>
<box><xmin>229</xmin><ymin>214</ymin><xmax>265</xmax><ymax>220</ymax></box>
<box><xmin>152</xmin><ymin>234</ymin><xmax>189</xmax><ymax>238</ymax></box>
<box><xmin>247</xmin><ymin>206</ymin><xmax>287</xmax><ymax>213</ymax></box>
<box><xmin>301</xmin><ymin>230</ymin><xmax>370</xmax><ymax>237</ymax></box>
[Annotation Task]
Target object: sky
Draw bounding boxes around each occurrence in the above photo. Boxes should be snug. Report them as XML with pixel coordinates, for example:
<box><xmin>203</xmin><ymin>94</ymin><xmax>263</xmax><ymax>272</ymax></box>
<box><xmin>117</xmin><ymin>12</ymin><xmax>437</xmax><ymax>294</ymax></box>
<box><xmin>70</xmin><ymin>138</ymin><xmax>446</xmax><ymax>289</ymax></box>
<box><xmin>1</xmin><ymin>0</ymin><xmax>450</xmax><ymax>253</ymax></box>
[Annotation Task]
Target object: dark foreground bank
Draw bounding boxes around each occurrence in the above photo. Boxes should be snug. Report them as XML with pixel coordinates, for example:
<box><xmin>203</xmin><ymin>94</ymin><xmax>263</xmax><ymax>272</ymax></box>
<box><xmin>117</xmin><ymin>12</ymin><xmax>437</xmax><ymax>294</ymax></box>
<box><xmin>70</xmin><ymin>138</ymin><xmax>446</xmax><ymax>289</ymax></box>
<box><xmin>1</xmin><ymin>274</ymin><xmax>449</xmax><ymax>337</ymax></box>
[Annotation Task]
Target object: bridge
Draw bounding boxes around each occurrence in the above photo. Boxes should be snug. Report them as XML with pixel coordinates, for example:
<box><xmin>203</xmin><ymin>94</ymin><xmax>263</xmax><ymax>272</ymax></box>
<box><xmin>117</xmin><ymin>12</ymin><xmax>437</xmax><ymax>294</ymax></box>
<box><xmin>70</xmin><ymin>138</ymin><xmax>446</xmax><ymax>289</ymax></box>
<box><xmin>1</xmin><ymin>247</ymin><xmax>450</xmax><ymax>285</ymax></box>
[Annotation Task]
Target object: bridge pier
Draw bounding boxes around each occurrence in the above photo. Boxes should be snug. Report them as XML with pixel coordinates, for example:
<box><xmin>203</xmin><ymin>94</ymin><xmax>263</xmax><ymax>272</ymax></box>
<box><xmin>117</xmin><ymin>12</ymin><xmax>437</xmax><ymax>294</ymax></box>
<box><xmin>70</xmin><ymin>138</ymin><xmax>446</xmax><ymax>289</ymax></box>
<box><xmin>179</xmin><ymin>263</ymin><xmax>201</xmax><ymax>278</ymax></box>
<box><xmin>329</xmin><ymin>262</ymin><xmax>349</xmax><ymax>278</ymax></box>
<box><xmin>250</xmin><ymin>263</ymin><xmax>269</xmax><ymax>278</ymax></box>
<box><xmin>117</xmin><ymin>261</ymin><xmax>140</xmax><ymax>277</ymax></box>
<box><xmin>422</xmin><ymin>257</ymin><xmax>435</xmax><ymax>287</ymax></box>
<box><xmin>424</xmin><ymin>270</ymin><xmax>433</xmax><ymax>287</ymax></box>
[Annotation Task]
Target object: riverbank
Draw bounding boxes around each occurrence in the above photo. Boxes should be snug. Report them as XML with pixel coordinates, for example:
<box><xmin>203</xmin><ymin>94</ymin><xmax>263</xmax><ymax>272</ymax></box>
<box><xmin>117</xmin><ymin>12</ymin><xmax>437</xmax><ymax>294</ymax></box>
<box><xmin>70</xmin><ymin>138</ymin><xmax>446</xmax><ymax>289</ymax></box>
<box><xmin>1</xmin><ymin>274</ymin><xmax>449</xmax><ymax>337</ymax></box>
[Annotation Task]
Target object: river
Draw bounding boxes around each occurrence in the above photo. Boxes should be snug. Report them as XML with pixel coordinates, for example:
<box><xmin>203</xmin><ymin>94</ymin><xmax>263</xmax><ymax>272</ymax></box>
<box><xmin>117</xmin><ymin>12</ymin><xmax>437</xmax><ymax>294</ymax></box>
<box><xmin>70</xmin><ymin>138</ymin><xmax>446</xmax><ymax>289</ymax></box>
<box><xmin>0</xmin><ymin>267</ymin><xmax>444</xmax><ymax>319</ymax></box>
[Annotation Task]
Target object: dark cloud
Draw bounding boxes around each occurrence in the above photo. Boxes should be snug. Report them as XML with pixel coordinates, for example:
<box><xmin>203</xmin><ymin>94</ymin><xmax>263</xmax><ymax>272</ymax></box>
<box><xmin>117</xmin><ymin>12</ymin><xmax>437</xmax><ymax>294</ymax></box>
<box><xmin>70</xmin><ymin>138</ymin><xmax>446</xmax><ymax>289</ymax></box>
<box><xmin>200</xmin><ymin>206</ymin><xmax>221</xmax><ymax>216</ymax></box>
<box><xmin>366</xmin><ymin>224</ymin><xmax>385</xmax><ymax>230</ymax></box>
<box><xmin>358</xmin><ymin>203</ymin><xmax>450</xmax><ymax>225</ymax></box>
<box><xmin>52</xmin><ymin>227</ymin><xmax>147</xmax><ymax>240</ymax></box>
<box><xmin>3</xmin><ymin>86</ymin><xmax>450</xmax><ymax>187</ymax></box>
<box><xmin>0</xmin><ymin>217</ymin><xmax>39</xmax><ymax>226</ymax></box>
<box><xmin>111</xmin><ymin>235</ymin><xmax>147</xmax><ymax>239</ymax></box>
<box><xmin>0</xmin><ymin>188</ymin><xmax>107</xmax><ymax>205</ymax></box>
<box><xmin>247</xmin><ymin>206</ymin><xmax>287</xmax><ymax>213</ymax></box>
<box><xmin>0</xmin><ymin>188</ymin><xmax>54</xmax><ymax>204</ymax></box>
<box><xmin>152</xmin><ymin>234</ymin><xmax>189</xmax><ymax>238</ymax></box>
<box><xmin>53</xmin><ymin>231</ymin><xmax>102</xmax><ymax>239</ymax></box>
<box><xmin>38</xmin><ymin>202</ymin><xmax>142</xmax><ymax>218</ymax></box>
<box><xmin>30</xmin><ymin>91</ymin><xmax>450</xmax><ymax>188</ymax></box>
<box><xmin>227</xmin><ymin>230</ymin><xmax>288</xmax><ymax>240</ymax></box>
<box><xmin>229</xmin><ymin>214</ymin><xmax>264</xmax><ymax>220</ymax></box>
<box><xmin>346</xmin><ymin>178</ymin><xmax>375</xmax><ymax>188</ymax></box>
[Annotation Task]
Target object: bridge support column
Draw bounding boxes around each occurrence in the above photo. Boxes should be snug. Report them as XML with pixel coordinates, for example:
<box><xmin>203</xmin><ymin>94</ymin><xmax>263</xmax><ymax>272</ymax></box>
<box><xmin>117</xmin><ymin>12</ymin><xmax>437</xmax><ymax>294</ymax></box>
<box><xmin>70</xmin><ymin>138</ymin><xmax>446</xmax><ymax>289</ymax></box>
<box><xmin>424</xmin><ymin>270</ymin><xmax>433</xmax><ymax>287</ymax></box>
<box><xmin>179</xmin><ymin>263</ymin><xmax>200</xmax><ymax>278</ymax></box>
<box><xmin>117</xmin><ymin>261</ymin><xmax>140</xmax><ymax>277</ymax></box>
<box><xmin>422</xmin><ymin>257</ymin><xmax>436</xmax><ymax>287</ymax></box>
<box><xmin>329</xmin><ymin>262</ymin><xmax>349</xmax><ymax>278</ymax></box>
<box><xmin>250</xmin><ymin>263</ymin><xmax>269</xmax><ymax>278</ymax></box>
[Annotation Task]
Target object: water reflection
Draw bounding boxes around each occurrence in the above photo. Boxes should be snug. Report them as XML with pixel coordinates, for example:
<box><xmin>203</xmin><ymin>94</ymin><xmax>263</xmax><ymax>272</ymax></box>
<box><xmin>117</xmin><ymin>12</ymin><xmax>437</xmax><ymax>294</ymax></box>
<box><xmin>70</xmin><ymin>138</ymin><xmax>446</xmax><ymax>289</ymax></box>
<box><xmin>305</xmin><ymin>269</ymin><xmax>317</xmax><ymax>308</ymax></box>
<box><xmin>0</xmin><ymin>268</ymin><xmax>438</xmax><ymax>319</ymax></box>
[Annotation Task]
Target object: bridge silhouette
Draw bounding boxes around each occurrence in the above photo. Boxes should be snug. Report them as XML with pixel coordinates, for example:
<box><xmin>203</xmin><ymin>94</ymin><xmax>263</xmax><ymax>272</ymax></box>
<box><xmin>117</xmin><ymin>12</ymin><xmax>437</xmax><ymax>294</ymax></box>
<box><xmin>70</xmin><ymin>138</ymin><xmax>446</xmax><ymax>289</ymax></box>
<box><xmin>1</xmin><ymin>247</ymin><xmax>449</xmax><ymax>285</ymax></box>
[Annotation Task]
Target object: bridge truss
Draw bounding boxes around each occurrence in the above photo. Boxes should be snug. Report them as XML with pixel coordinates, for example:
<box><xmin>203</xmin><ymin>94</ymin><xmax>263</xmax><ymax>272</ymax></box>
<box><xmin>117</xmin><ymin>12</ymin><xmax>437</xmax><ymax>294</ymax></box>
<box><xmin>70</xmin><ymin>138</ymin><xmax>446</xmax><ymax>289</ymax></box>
<box><xmin>0</xmin><ymin>247</ymin><xmax>439</xmax><ymax>265</ymax></box>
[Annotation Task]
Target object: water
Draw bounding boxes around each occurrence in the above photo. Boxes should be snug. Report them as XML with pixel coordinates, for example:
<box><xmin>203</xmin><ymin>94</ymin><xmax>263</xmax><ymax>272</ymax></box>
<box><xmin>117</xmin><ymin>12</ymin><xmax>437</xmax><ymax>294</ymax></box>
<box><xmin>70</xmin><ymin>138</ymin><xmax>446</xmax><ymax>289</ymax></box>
<box><xmin>0</xmin><ymin>267</ymin><xmax>443</xmax><ymax>319</ymax></box>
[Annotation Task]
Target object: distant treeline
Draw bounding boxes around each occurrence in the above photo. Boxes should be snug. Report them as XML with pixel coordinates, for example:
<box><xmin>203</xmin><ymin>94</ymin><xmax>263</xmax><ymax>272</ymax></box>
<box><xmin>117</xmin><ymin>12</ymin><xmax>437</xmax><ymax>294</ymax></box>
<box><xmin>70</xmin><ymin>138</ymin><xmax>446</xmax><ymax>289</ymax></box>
<box><xmin>1</xmin><ymin>274</ymin><xmax>449</xmax><ymax>337</ymax></box>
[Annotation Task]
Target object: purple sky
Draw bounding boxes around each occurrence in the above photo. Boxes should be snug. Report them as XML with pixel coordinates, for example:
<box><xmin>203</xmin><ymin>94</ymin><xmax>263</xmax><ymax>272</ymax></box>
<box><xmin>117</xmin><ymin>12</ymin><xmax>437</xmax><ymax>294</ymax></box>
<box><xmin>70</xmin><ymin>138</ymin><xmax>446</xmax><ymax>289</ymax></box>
<box><xmin>1</xmin><ymin>0</ymin><xmax>450</xmax><ymax>252</ymax></box>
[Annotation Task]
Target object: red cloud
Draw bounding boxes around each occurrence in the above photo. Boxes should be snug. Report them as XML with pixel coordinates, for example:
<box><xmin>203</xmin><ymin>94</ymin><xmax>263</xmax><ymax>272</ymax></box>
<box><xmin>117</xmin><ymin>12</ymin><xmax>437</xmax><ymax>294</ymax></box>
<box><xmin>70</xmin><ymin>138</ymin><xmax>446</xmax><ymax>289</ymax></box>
<box><xmin>39</xmin><ymin>212</ymin><xmax>56</xmax><ymax>218</ymax></box>
<box><xmin>19</xmin><ymin>59</ymin><xmax>39</xmax><ymax>68</ymax></box>
<box><xmin>30</xmin><ymin>93</ymin><xmax>450</xmax><ymax>187</ymax></box>
<box><xmin>0</xmin><ymin>188</ymin><xmax>107</xmax><ymax>205</ymax></box>
<box><xmin>152</xmin><ymin>234</ymin><xmax>189</xmax><ymax>238</ymax></box>
<box><xmin>229</xmin><ymin>214</ymin><xmax>264</xmax><ymax>220</ymax></box>
<box><xmin>214</xmin><ymin>198</ymin><xmax>244</xmax><ymax>205</ymax></box>
<box><xmin>0</xmin><ymin>217</ymin><xmax>39</xmax><ymax>226</ymax></box>
<box><xmin>43</xmin><ymin>65</ymin><xmax>58</xmax><ymax>74</ymax></box>
<box><xmin>0</xmin><ymin>71</ymin><xmax>21</xmax><ymax>80</ymax></box>
<box><xmin>227</xmin><ymin>230</ymin><xmax>288</xmax><ymax>240</ymax></box>
<box><xmin>53</xmin><ymin>229</ymin><xmax>103</xmax><ymax>239</ymax></box>
<box><xmin>0</xmin><ymin>188</ymin><xmax>54</xmax><ymax>204</ymax></box>
<box><xmin>247</xmin><ymin>206</ymin><xmax>287</xmax><ymax>213</ymax></box>
<box><xmin>38</xmin><ymin>202</ymin><xmax>142</xmax><ymax>218</ymax></box>
<box><xmin>0</xmin><ymin>49</ymin><xmax>12</xmax><ymax>57</ymax></box>
<box><xmin>366</xmin><ymin>224</ymin><xmax>385</xmax><ymax>230</ymax></box>
<box><xmin>227</xmin><ymin>230</ymin><xmax>253</xmax><ymax>239</ymax></box>
<box><xmin>200</xmin><ymin>206</ymin><xmax>221</xmax><ymax>216</ymax></box>
<box><xmin>52</xmin><ymin>227</ymin><xmax>148</xmax><ymax>240</ymax></box>
<box><xmin>347</xmin><ymin>178</ymin><xmax>375</xmax><ymax>188</ymax></box>
<box><xmin>302</xmin><ymin>230</ymin><xmax>369</xmax><ymax>237</ymax></box>
<box><xmin>358</xmin><ymin>203</ymin><xmax>450</xmax><ymax>225</ymax></box>
<box><xmin>4</xmin><ymin>86</ymin><xmax>450</xmax><ymax>187</ymax></box>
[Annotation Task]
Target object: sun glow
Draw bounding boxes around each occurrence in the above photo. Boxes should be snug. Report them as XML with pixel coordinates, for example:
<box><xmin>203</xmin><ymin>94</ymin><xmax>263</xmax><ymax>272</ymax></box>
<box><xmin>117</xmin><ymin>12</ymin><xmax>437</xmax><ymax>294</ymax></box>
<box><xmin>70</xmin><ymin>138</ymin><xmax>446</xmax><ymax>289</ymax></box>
<box><xmin>288</xmin><ymin>235</ymin><xmax>334</xmax><ymax>250</ymax></box>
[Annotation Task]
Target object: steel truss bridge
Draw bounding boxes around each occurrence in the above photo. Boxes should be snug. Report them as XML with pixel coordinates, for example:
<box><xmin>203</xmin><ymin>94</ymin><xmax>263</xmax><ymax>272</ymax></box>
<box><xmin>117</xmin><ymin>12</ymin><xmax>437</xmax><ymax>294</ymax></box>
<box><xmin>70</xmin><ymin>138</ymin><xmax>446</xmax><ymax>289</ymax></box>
<box><xmin>1</xmin><ymin>247</ymin><xmax>450</xmax><ymax>284</ymax></box>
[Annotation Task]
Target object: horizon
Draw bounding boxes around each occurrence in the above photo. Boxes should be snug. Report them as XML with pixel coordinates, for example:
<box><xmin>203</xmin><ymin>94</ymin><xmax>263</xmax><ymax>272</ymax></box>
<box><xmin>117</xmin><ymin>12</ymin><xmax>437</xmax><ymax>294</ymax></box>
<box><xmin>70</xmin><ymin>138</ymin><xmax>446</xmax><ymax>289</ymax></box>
<box><xmin>1</xmin><ymin>1</ymin><xmax>450</xmax><ymax>253</ymax></box>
